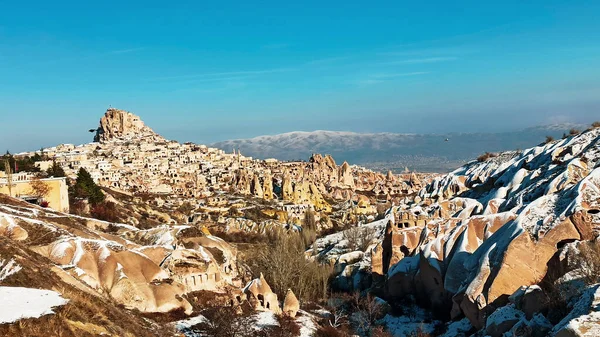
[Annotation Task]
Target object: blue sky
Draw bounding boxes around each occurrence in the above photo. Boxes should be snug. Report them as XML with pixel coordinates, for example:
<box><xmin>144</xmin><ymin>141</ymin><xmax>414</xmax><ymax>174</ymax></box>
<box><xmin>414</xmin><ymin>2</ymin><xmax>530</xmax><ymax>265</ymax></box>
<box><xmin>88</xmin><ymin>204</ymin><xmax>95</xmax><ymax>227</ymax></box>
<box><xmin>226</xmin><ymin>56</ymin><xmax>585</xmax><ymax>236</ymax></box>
<box><xmin>1</xmin><ymin>1</ymin><xmax>600</xmax><ymax>152</ymax></box>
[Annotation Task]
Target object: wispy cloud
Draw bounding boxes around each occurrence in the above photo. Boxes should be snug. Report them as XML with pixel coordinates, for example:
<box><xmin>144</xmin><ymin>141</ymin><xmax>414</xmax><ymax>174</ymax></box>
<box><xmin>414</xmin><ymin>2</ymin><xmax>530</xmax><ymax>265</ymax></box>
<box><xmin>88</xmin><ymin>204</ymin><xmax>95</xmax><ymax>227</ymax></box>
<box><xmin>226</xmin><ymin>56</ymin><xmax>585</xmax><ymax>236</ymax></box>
<box><xmin>384</xmin><ymin>56</ymin><xmax>457</xmax><ymax>65</ymax></box>
<box><xmin>353</xmin><ymin>79</ymin><xmax>385</xmax><ymax>86</ymax></box>
<box><xmin>370</xmin><ymin>71</ymin><xmax>431</xmax><ymax>79</ymax></box>
<box><xmin>148</xmin><ymin>67</ymin><xmax>295</xmax><ymax>82</ymax></box>
<box><xmin>352</xmin><ymin>71</ymin><xmax>430</xmax><ymax>86</ymax></box>
<box><xmin>108</xmin><ymin>47</ymin><xmax>144</xmax><ymax>55</ymax></box>
<box><xmin>306</xmin><ymin>56</ymin><xmax>351</xmax><ymax>66</ymax></box>
<box><xmin>378</xmin><ymin>46</ymin><xmax>471</xmax><ymax>57</ymax></box>
<box><xmin>262</xmin><ymin>43</ymin><xmax>291</xmax><ymax>50</ymax></box>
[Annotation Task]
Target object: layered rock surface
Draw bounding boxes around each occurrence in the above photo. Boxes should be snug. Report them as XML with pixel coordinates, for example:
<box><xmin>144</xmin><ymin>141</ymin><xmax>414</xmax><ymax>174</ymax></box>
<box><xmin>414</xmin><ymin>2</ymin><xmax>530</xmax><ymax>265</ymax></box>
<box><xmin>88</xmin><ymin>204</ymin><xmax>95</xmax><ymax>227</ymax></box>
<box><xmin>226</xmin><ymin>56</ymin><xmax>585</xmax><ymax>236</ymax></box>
<box><xmin>94</xmin><ymin>108</ymin><xmax>162</xmax><ymax>143</ymax></box>
<box><xmin>310</xmin><ymin>128</ymin><xmax>600</xmax><ymax>331</ymax></box>
<box><xmin>0</xmin><ymin>196</ymin><xmax>240</xmax><ymax>315</ymax></box>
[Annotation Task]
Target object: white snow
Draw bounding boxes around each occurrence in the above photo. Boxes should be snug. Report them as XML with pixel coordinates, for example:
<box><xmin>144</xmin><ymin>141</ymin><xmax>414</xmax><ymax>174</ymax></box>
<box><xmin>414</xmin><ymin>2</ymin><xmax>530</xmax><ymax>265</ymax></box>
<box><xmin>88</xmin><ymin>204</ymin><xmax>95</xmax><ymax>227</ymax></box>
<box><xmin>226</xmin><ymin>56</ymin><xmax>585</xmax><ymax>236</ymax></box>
<box><xmin>439</xmin><ymin>317</ymin><xmax>472</xmax><ymax>337</ymax></box>
<box><xmin>175</xmin><ymin>314</ymin><xmax>209</xmax><ymax>331</ymax></box>
<box><xmin>0</xmin><ymin>259</ymin><xmax>22</xmax><ymax>282</ymax></box>
<box><xmin>296</xmin><ymin>310</ymin><xmax>318</xmax><ymax>337</ymax></box>
<box><xmin>254</xmin><ymin>311</ymin><xmax>278</xmax><ymax>328</ymax></box>
<box><xmin>0</xmin><ymin>287</ymin><xmax>68</xmax><ymax>323</ymax></box>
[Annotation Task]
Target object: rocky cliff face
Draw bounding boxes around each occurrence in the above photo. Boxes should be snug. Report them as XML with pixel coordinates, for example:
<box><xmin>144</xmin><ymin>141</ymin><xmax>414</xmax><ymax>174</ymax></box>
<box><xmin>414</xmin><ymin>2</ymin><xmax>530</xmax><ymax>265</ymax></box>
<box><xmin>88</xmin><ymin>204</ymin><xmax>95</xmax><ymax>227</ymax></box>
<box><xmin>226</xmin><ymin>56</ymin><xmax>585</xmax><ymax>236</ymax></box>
<box><xmin>310</xmin><ymin>127</ymin><xmax>600</xmax><ymax>335</ymax></box>
<box><xmin>94</xmin><ymin>108</ymin><xmax>162</xmax><ymax>143</ymax></box>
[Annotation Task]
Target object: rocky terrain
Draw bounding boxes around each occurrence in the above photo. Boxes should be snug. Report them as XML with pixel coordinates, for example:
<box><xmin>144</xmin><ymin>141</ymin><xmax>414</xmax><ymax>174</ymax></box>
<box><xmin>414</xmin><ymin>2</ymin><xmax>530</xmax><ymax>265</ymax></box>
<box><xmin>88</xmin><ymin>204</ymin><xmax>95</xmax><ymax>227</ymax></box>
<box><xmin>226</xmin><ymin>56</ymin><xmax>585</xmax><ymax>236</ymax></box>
<box><xmin>2</xmin><ymin>108</ymin><xmax>600</xmax><ymax>336</ymax></box>
<box><xmin>310</xmin><ymin>124</ymin><xmax>600</xmax><ymax>336</ymax></box>
<box><xmin>211</xmin><ymin>125</ymin><xmax>584</xmax><ymax>172</ymax></box>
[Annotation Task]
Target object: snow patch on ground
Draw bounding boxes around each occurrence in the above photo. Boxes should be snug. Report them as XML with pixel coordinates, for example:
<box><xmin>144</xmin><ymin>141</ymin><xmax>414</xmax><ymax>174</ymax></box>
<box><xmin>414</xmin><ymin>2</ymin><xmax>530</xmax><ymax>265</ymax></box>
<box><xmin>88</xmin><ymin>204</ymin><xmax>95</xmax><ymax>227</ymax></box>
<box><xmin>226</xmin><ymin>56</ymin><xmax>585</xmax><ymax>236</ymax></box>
<box><xmin>0</xmin><ymin>287</ymin><xmax>68</xmax><ymax>324</ymax></box>
<box><xmin>175</xmin><ymin>314</ymin><xmax>209</xmax><ymax>332</ymax></box>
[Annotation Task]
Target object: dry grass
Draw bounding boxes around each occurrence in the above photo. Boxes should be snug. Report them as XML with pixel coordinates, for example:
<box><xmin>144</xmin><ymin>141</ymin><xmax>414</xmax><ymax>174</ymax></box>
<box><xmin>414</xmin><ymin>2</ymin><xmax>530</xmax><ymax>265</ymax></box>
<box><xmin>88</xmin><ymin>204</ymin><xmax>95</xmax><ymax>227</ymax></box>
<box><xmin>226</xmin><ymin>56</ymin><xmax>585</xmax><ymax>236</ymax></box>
<box><xmin>17</xmin><ymin>219</ymin><xmax>65</xmax><ymax>246</ymax></box>
<box><xmin>476</xmin><ymin>152</ymin><xmax>498</xmax><ymax>162</ymax></box>
<box><xmin>243</xmin><ymin>231</ymin><xmax>334</xmax><ymax>302</ymax></box>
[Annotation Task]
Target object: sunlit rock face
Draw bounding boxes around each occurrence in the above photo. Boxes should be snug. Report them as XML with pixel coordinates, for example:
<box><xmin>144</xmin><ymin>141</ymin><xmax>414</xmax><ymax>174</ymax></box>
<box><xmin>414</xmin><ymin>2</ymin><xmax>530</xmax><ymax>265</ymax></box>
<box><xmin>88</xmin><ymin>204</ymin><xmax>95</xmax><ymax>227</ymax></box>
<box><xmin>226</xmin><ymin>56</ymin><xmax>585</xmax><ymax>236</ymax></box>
<box><xmin>243</xmin><ymin>273</ymin><xmax>282</xmax><ymax>314</ymax></box>
<box><xmin>94</xmin><ymin>108</ymin><xmax>162</xmax><ymax>143</ymax></box>
<box><xmin>309</xmin><ymin>128</ymin><xmax>600</xmax><ymax>328</ymax></box>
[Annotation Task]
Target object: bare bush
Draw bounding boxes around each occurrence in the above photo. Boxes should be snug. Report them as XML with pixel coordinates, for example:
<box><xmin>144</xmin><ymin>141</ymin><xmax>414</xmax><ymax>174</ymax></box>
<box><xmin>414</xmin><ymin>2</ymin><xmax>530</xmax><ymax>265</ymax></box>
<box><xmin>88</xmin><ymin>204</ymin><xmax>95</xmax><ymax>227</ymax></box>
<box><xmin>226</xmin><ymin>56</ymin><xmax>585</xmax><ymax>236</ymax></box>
<box><xmin>196</xmin><ymin>307</ymin><xmax>257</xmax><ymax>337</ymax></box>
<box><xmin>347</xmin><ymin>293</ymin><xmax>388</xmax><ymax>335</ymax></box>
<box><xmin>569</xmin><ymin>128</ymin><xmax>581</xmax><ymax>135</ymax></box>
<box><xmin>245</xmin><ymin>231</ymin><xmax>334</xmax><ymax>302</ymax></box>
<box><xmin>90</xmin><ymin>201</ymin><xmax>121</xmax><ymax>222</ymax></box>
<box><xmin>28</xmin><ymin>178</ymin><xmax>51</xmax><ymax>199</ymax></box>
<box><xmin>343</xmin><ymin>226</ymin><xmax>376</xmax><ymax>252</ymax></box>
<box><xmin>315</xmin><ymin>325</ymin><xmax>353</xmax><ymax>337</ymax></box>
<box><xmin>545</xmin><ymin>135</ymin><xmax>555</xmax><ymax>144</ymax></box>
<box><xmin>262</xmin><ymin>314</ymin><xmax>301</xmax><ymax>337</ymax></box>
<box><xmin>592</xmin><ymin>121</ymin><xmax>600</xmax><ymax>129</ymax></box>
<box><xmin>303</xmin><ymin>209</ymin><xmax>317</xmax><ymax>230</ymax></box>
<box><xmin>325</xmin><ymin>292</ymin><xmax>390</xmax><ymax>337</ymax></box>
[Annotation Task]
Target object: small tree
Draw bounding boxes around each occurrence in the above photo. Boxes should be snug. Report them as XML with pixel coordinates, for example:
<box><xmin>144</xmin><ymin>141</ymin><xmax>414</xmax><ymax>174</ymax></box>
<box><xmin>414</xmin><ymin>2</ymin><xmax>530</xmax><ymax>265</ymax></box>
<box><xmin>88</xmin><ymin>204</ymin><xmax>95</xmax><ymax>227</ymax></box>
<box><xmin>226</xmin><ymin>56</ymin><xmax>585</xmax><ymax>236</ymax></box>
<box><xmin>3</xmin><ymin>158</ymin><xmax>13</xmax><ymax>197</ymax></box>
<box><xmin>70</xmin><ymin>168</ymin><xmax>105</xmax><ymax>206</ymax></box>
<box><xmin>46</xmin><ymin>160</ymin><xmax>66</xmax><ymax>178</ymax></box>
<box><xmin>28</xmin><ymin>178</ymin><xmax>51</xmax><ymax>199</ymax></box>
<box><xmin>303</xmin><ymin>208</ymin><xmax>317</xmax><ymax>230</ymax></box>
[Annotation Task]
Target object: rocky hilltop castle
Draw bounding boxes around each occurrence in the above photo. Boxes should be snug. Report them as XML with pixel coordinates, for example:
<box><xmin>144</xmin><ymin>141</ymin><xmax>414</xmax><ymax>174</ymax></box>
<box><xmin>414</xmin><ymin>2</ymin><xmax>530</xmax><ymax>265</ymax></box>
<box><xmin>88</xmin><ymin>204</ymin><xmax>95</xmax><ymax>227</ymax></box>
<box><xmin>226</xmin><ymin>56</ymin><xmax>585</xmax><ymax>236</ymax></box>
<box><xmin>31</xmin><ymin>108</ymin><xmax>429</xmax><ymax>230</ymax></box>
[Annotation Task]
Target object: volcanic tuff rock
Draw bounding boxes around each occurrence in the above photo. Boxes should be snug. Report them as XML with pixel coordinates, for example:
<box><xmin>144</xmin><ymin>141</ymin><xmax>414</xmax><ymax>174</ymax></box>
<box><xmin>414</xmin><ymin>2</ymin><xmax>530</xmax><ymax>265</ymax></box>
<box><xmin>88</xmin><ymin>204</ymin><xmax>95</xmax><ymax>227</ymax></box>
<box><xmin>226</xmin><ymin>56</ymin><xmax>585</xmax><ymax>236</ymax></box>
<box><xmin>243</xmin><ymin>273</ymin><xmax>281</xmax><ymax>314</ymax></box>
<box><xmin>94</xmin><ymin>108</ymin><xmax>162</xmax><ymax>143</ymax></box>
<box><xmin>310</xmin><ymin>126</ymin><xmax>600</xmax><ymax>329</ymax></box>
<box><xmin>0</xmin><ymin>195</ymin><xmax>240</xmax><ymax>316</ymax></box>
<box><xmin>283</xmin><ymin>289</ymin><xmax>300</xmax><ymax>318</ymax></box>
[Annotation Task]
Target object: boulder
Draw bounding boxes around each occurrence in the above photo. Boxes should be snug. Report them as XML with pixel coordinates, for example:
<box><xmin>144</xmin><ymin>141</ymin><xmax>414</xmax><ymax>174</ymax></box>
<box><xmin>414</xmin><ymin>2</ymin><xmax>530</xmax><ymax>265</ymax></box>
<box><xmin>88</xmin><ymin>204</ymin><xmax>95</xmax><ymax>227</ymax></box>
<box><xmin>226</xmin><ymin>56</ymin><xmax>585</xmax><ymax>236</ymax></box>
<box><xmin>283</xmin><ymin>289</ymin><xmax>300</xmax><ymax>318</ymax></box>
<box><xmin>485</xmin><ymin>305</ymin><xmax>525</xmax><ymax>337</ymax></box>
<box><xmin>243</xmin><ymin>273</ymin><xmax>281</xmax><ymax>314</ymax></box>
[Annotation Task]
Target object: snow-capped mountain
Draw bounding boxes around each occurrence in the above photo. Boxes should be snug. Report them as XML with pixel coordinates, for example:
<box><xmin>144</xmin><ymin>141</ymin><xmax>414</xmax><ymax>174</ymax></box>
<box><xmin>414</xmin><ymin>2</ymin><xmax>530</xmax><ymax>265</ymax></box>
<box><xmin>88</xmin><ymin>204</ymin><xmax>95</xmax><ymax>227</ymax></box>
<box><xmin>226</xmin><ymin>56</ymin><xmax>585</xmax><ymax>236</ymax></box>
<box><xmin>212</xmin><ymin>124</ymin><xmax>586</xmax><ymax>172</ymax></box>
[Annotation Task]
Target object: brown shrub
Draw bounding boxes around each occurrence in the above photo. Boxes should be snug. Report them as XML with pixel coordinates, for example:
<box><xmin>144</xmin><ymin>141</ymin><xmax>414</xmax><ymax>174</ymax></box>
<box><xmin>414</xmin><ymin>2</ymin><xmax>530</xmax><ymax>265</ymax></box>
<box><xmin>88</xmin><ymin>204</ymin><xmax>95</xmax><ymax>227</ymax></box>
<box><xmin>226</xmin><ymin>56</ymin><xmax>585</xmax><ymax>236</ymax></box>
<box><xmin>592</xmin><ymin>121</ymin><xmax>600</xmax><ymax>128</ymax></box>
<box><xmin>90</xmin><ymin>201</ymin><xmax>121</xmax><ymax>222</ymax></box>
<box><xmin>477</xmin><ymin>152</ymin><xmax>498</xmax><ymax>162</ymax></box>
<box><xmin>194</xmin><ymin>307</ymin><xmax>257</xmax><ymax>337</ymax></box>
<box><xmin>315</xmin><ymin>325</ymin><xmax>353</xmax><ymax>337</ymax></box>
<box><xmin>262</xmin><ymin>314</ymin><xmax>301</xmax><ymax>337</ymax></box>
<box><xmin>569</xmin><ymin>128</ymin><xmax>581</xmax><ymax>135</ymax></box>
<box><xmin>545</xmin><ymin>135</ymin><xmax>555</xmax><ymax>144</ymax></box>
<box><xmin>28</xmin><ymin>178</ymin><xmax>51</xmax><ymax>199</ymax></box>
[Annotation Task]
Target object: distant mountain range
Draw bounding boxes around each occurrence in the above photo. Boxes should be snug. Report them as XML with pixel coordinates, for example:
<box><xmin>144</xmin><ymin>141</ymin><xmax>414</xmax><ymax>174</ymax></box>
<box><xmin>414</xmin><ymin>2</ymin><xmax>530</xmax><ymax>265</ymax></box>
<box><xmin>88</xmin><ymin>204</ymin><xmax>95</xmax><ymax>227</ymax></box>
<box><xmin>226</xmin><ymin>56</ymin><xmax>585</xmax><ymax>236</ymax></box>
<box><xmin>211</xmin><ymin>124</ymin><xmax>585</xmax><ymax>172</ymax></box>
